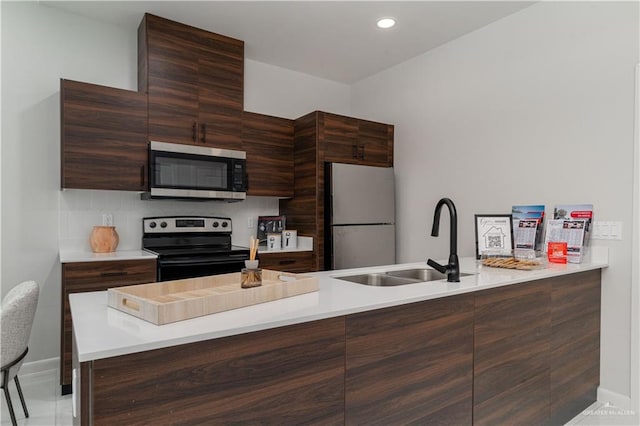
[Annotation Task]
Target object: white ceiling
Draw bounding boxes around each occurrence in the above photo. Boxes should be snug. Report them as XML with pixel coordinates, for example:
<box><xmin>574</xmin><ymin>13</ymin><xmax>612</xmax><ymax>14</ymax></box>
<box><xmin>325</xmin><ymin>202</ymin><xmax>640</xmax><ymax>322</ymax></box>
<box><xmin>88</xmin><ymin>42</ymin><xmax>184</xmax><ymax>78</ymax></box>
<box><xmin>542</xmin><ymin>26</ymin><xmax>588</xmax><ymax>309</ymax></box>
<box><xmin>43</xmin><ymin>1</ymin><xmax>535</xmax><ymax>84</ymax></box>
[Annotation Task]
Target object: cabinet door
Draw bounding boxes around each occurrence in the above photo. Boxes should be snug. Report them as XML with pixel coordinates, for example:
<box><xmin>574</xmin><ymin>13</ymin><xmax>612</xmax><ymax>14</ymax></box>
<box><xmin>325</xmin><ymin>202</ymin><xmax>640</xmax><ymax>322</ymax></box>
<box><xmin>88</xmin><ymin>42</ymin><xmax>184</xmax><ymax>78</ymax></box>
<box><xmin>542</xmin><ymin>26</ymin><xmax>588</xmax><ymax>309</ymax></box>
<box><xmin>140</xmin><ymin>14</ymin><xmax>244</xmax><ymax>150</ymax></box>
<box><xmin>61</xmin><ymin>79</ymin><xmax>148</xmax><ymax>191</ymax></box>
<box><xmin>358</xmin><ymin>119</ymin><xmax>394</xmax><ymax>167</ymax></box>
<box><xmin>197</xmin><ymin>33</ymin><xmax>244</xmax><ymax>150</ymax></box>
<box><xmin>473</xmin><ymin>281</ymin><xmax>551</xmax><ymax>426</ymax></box>
<box><xmin>345</xmin><ymin>295</ymin><xmax>474</xmax><ymax>425</ymax></box>
<box><xmin>550</xmin><ymin>270</ymin><xmax>601</xmax><ymax>424</ymax></box>
<box><xmin>60</xmin><ymin>260</ymin><xmax>156</xmax><ymax>392</ymax></box>
<box><xmin>322</xmin><ymin>113</ymin><xmax>394</xmax><ymax>166</ymax></box>
<box><xmin>242</xmin><ymin>112</ymin><xmax>294</xmax><ymax>197</ymax></box>
<box><xmin>322</xmin><ymin>113</ymin><xmax>360</xmax><ymax>164</ymax></box>
<box><xmin>140</xmin><ymin>14</ymin><xmax>199</xmax><ymax>145</ymax></box>
<box><xmin>89</xmin><ymin>317</ymin><xmax>345</xmax><ymax>424</ymax></box>
<box><xmin>258</xmin><ymin>251</ymin><xmax>314</xmax><ymax>273</ymax></box>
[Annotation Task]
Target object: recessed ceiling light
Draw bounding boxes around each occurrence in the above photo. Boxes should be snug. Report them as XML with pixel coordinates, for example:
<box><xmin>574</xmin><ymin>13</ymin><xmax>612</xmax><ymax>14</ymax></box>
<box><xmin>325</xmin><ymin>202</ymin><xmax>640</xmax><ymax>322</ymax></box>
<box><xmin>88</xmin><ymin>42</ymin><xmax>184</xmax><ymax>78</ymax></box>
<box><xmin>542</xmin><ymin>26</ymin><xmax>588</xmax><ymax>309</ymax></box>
<box><xmin>376</xmin><ymin>17</ymin><xmax>396</xmax><ymax>29</ymax></box>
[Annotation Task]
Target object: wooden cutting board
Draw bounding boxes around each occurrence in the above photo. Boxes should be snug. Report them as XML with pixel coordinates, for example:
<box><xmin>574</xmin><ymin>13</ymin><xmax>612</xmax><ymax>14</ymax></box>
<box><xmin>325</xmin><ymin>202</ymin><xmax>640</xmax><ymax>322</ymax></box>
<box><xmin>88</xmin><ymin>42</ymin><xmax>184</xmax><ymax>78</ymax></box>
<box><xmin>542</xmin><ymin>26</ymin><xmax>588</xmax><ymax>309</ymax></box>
<box><xmin>107</xmin><ymin>269</ymin><xmax>318</xmax><ymax>325</ymax></box>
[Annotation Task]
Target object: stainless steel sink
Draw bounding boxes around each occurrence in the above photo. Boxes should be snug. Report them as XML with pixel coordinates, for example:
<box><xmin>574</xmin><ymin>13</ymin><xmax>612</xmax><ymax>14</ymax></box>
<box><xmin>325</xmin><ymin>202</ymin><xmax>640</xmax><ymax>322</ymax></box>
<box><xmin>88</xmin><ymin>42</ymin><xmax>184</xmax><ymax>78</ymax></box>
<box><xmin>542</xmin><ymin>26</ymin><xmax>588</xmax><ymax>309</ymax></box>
<box><xmin>334</xmin><ymin>268</ymin><xmax>476</xmax><ymax>286</ymax></box>
<box><xmin>333</xmin><ymin>273</ymin><xmax>420</xmax><ymax>287</ymax></box>
<box><xmin>385</xmin><ymin>268</ymin><xmax>475</xmax><ymax>281</ymax></box>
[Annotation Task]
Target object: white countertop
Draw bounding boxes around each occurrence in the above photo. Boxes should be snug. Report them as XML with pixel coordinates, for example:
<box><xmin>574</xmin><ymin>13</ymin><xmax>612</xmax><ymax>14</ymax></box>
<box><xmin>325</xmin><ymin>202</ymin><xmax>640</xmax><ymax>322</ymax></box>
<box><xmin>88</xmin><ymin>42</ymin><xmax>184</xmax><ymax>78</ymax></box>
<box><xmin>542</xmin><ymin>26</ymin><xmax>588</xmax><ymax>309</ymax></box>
<box><xmin>70</xmin><ymin>250</ymin><xmax>608</xmax><ymax>363</ymax></box>
<box><xmin>60</xmin><ymin>249</ymin><xmax>157</xmax><ymax>263</ymax></box>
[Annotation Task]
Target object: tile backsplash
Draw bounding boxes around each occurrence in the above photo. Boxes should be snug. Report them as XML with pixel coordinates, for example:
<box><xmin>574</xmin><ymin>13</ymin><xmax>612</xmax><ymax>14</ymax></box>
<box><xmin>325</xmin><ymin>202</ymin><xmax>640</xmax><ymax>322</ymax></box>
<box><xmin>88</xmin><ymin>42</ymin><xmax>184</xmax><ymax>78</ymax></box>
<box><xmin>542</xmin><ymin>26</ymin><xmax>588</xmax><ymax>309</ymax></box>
<box><xmin>59</xmin><ymin>190</ymin><xmax>280</xmax><ymax>252</ymax></box>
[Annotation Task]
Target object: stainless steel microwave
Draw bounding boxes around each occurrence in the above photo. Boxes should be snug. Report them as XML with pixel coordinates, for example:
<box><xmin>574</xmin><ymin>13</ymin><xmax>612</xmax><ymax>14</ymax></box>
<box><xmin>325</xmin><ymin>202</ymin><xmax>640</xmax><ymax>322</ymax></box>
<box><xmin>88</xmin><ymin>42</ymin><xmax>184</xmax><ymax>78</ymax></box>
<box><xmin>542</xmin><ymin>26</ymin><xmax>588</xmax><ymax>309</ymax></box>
<box><xmin>143</xmin><ymin>141</ymin><xmax>247</xmax><ymax>201</ymax></box>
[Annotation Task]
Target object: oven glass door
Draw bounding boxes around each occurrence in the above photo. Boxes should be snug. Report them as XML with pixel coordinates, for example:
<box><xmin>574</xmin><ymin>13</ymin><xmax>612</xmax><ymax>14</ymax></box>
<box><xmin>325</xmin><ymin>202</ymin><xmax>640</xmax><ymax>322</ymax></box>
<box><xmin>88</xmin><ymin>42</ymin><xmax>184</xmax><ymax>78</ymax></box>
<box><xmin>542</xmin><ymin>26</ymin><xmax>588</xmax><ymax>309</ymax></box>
<box><xmin>157</xmin><ymin>255</ymin><xmax>247</xmax><ymax>282</ymax></box>
<box><xmin>151</xmin><ymin>150</ymin><xmax>232</xmax><ymax>191</ymax></box>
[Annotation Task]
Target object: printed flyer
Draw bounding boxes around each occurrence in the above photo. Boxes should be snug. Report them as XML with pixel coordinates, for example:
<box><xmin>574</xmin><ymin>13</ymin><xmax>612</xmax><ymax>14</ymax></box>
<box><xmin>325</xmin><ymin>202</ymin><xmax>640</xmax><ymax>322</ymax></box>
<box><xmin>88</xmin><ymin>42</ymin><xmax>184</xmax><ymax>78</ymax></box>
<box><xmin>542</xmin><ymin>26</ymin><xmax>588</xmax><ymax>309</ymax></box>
<box><xmin>512</xmin><ymin>205</ymin><xmax>545</xmax><ymax>252</ymax></box>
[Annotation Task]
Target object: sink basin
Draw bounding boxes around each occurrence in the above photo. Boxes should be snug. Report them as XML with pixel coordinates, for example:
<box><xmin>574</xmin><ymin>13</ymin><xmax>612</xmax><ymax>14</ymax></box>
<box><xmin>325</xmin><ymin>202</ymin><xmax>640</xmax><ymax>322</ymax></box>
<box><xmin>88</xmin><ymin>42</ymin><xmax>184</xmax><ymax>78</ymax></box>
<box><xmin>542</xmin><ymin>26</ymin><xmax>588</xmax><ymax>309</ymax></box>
<box><xmin>333</xmin><ymin>273</ymin><xmax>420</xmax><ymax>287</ymax></box>
<box><xmin>385</xmin><ymin>268</ymin><xmax>475</xmax><ymax>281</ymax></box>
<box><xmin>334</xmin><ymin>268</ymin><xmax>476</xmax><ymax>286</ymax></box>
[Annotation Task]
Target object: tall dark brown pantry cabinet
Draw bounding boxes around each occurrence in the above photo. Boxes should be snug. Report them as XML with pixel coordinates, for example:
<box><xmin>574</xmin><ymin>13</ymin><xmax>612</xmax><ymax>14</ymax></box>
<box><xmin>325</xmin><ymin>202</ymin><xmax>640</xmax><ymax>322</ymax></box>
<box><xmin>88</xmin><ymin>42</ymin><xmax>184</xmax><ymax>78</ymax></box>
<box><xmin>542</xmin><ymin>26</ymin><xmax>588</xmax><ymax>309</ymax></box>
<box><xmin>138</xmin><ymin>14</ymin><xmax>244</xmax><ymax>150</ymax></box>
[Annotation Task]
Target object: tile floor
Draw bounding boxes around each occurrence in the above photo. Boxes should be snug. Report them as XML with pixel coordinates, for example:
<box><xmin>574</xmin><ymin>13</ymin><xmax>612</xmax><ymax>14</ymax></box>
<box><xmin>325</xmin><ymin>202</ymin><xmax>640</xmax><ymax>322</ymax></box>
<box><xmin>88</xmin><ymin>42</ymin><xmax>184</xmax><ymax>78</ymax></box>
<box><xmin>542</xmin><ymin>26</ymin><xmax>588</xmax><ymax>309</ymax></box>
<box><xmin>1</xmin><ymin>369</ymin><xmax>638</xmax><ymax>425</ymax></box>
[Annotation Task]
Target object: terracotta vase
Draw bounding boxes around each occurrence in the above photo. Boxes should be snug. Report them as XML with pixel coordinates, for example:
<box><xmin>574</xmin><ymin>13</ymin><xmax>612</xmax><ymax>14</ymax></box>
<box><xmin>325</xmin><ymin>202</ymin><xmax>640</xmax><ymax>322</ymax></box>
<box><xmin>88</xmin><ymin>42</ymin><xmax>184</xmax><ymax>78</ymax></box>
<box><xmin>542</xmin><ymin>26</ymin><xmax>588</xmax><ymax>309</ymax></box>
<box><xmin>90</xmin><ymin>226</ymin><xmax>119</xmax><ymax>253</ymax></box>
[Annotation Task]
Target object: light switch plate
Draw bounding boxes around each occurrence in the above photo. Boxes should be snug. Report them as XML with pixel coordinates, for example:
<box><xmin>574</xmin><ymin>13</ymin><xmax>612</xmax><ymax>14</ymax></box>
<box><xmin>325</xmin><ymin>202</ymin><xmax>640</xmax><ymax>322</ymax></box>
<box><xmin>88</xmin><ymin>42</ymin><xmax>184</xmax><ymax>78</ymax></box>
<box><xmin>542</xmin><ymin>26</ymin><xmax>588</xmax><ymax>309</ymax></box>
<box><xmin>592</xmin><ymin>221</ymin><xmax>622</xmax><ymax>240</ymax></box>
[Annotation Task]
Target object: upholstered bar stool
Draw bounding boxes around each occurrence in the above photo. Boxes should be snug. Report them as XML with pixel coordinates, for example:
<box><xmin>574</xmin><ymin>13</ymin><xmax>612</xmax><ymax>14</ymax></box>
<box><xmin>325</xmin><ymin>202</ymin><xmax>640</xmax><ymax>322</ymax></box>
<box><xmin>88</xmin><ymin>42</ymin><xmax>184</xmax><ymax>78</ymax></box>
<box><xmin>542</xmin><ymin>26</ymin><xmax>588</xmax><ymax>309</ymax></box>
<box><xmin>1</xmin><ymin>280</ymin><xmax>39</xmax><ymax>426</ymax></box>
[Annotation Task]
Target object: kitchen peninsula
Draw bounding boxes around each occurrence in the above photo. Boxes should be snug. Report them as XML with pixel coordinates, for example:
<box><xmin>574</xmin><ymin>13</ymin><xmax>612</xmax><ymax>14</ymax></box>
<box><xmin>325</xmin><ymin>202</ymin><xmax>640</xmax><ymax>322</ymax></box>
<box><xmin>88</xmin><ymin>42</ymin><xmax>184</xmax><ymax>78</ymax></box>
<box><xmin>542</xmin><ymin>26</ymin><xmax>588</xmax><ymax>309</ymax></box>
<box><xmin>70</xmin><ymin>252</ymin><xmax>607</xmax><ymax>425</ymax></box>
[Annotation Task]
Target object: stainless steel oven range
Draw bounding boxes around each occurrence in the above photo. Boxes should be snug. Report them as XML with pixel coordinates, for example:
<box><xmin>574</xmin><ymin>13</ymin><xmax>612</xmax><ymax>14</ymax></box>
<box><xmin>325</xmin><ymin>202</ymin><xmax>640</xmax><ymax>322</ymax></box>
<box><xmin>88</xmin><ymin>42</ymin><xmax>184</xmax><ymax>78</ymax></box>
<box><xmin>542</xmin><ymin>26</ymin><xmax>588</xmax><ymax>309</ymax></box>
<box><xmin>142</xmin><ymin>216</ymin><xmax>249</xmax><ymax>282</ymax></box>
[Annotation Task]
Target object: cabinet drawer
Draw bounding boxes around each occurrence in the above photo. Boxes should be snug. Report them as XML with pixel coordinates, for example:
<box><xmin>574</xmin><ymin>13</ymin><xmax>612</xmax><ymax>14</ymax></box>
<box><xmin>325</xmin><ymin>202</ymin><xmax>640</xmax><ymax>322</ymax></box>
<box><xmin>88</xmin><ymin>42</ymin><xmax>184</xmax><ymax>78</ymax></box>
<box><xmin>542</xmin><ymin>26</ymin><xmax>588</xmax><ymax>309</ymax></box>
<box><xmin>258</xmin><ymin>251</ymin><xmax>315</xmax><ymax>273</ymax></box>
<box><xmin>62</xmin><ymin>259</ymin><xmax>157</xmax><ymax>289</ymax></box>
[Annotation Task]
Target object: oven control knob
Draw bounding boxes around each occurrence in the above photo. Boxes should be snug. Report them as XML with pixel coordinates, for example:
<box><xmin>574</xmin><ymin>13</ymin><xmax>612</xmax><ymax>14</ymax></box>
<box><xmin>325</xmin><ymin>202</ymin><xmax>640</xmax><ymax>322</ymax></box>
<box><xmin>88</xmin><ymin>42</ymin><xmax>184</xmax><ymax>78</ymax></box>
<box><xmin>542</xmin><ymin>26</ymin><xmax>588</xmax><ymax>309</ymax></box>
<box><xmin>222</xmin><ymin>221</ymin><xmax>229</xmax><ymax>228</ymax></box>
<box><xmin>160</xmin><ymin>221</ymin><xmax>168</xmax><ymax>228</ymax></box>
<box><xmin>149</xmin><ymin>221</ymin><xmax>157</xmax><ymax>229</ymax></box>
<box><xmin>212</xmin><ymin>221</ymin><xmax>219</xmax><ymax>228</ymax></box>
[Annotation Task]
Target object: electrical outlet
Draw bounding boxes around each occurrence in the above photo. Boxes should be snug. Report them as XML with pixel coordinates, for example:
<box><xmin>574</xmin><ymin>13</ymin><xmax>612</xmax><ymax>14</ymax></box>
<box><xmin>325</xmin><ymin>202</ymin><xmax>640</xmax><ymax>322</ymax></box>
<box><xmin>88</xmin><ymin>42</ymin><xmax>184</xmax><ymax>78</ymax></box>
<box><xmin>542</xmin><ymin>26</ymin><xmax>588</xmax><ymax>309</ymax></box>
<box><xmin>247</xmin><ymin>217</ymin><xmax>255</xmax><ymax>229</ymax></box>
<box><xmin>102</xmin><ymin>213</ymin><xmax>113</xmax><ymax>226</ymax></box>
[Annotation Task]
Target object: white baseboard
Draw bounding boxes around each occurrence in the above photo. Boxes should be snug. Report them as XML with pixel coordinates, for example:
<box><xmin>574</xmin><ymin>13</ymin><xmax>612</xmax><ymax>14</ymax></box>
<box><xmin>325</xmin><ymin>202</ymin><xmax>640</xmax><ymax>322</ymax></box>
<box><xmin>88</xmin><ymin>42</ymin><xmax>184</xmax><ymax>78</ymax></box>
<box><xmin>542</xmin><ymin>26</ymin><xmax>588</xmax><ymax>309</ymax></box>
<box><xmin>19</xmin><ymin>357</ymin><xmax>59</xmax><ymax>376</ymax></box>
<box><xmin>598</xmin><ymin>386</ymin><xmax>633</xmax><ymax>411</ymax></box>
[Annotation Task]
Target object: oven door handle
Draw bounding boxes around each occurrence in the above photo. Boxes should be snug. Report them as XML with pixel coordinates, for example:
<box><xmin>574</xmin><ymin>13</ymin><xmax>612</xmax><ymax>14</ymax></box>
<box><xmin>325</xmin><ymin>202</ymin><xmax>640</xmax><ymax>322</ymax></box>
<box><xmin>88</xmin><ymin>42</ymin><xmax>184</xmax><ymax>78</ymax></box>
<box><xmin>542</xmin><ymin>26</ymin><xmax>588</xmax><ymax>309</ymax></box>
<box><xmin>159</xmin><ymin>257</ymin><xmax>248</xmax><ymax>267</ymax></box>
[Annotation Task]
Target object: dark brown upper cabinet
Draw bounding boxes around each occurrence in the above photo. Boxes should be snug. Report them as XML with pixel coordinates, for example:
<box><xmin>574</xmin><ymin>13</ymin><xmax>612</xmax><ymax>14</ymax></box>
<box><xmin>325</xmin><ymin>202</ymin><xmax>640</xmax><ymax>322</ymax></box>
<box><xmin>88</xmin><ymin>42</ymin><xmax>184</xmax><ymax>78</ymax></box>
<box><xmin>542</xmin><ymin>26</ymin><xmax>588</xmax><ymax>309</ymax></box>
<box><xmin>279</xmin><ymin>111</ymin><xmax>394</xmax><ymax>270</ymax></box>
<box><xmin>60</xmin><ymin>79</ymin><xmax>148</xmax><ymax>191</ymax></box>
<box><xmin>323</xmin><ymin>112</ymin><xmax>394</xmax><ymax>167</ymax></box>
<box><xmin>138</xmin><ymin>14</ymin><xmax>244</xmax><ymax>150</ymax></box>
<box><xmin>242</xmin><ymin>112</ymin><xmax>294</xmax><ymax>197</ymax></box>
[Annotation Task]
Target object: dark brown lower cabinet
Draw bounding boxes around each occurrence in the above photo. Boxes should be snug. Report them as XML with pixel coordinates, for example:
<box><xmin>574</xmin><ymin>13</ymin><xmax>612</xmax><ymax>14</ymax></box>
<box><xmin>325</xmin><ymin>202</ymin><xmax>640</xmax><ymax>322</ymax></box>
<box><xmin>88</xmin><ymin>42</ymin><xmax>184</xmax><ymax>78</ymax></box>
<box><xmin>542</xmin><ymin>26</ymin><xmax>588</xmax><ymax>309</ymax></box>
<box><xmin>258</xmin><ymin>251</ymin><xmax>315</xmax><ymax>273</ymax></box>
<box><xmin>81</xmin><ymin>317</ymin><xmax>345</xmax><ymax>425</ymax></box>
<box><xmin>474</xmin><ymin>281</ymin><xmax>552</xmax><ymax>426</ymax></box>
<box><xmin>345</xmin><ymin>294</ymin><xmax>474</xmax><ymax>425</ymax></box>
<box><xmin>75</xmin><ymin>271</ymin><xmax>601</xmax><ymax>425</ymax></box>
<box><xmin>61</xmin><ymin>259</ymin><xmax>156</xmax><ymax>394</ymax></box>
<box><xmin>550</xmin><ymin>270</ymin><xmax>601</xmax><ymax>425</ymax></box>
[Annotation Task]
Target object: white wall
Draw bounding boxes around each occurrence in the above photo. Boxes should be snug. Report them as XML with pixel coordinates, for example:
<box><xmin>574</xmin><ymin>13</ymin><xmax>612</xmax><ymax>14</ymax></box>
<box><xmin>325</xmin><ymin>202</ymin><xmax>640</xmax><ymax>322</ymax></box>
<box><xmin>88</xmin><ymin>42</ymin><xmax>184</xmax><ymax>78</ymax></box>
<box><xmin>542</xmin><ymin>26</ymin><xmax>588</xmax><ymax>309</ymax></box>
<box><xmin>352</xmin><ymin>1</ymin><xmax>638</xmax><ymax>401</ymax></box>
<box><xmin>1</xmin><ymin>2</ymin><xmax>350</xmax><ymax>364</ymax></box>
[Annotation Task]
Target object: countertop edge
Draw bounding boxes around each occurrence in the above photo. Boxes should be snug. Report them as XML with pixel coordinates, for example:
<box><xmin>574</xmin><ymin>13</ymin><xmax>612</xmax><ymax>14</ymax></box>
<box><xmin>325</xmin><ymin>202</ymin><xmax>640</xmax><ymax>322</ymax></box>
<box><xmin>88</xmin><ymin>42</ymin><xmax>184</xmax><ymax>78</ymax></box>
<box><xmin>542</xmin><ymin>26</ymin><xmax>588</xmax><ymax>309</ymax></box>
<box><xmin>71</xmin><ymin>256</ymin><xmax>608</xmax><ymax>363</ymax></box>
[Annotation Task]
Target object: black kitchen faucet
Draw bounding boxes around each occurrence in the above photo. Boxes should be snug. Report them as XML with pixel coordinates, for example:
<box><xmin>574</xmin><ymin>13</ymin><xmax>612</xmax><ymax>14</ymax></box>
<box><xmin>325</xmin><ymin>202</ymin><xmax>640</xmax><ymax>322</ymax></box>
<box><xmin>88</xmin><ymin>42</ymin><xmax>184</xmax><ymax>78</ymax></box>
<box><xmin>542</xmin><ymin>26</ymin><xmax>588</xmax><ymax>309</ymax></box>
<box><xmin>427</xmin><ymin>198</ymin><xmax>460</xmax><ymax>282</ymax></box>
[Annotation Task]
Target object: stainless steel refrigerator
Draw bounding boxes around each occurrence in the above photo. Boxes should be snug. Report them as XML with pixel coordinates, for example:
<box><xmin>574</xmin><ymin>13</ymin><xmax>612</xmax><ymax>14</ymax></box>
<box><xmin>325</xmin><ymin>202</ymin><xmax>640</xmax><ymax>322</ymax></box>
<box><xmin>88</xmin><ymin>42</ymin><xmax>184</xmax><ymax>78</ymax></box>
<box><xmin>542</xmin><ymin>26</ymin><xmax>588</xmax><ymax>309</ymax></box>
<box><xmin>325</xmin><ymin>163</ymin><xmax>395</xmax><ymax>270</ymax></box>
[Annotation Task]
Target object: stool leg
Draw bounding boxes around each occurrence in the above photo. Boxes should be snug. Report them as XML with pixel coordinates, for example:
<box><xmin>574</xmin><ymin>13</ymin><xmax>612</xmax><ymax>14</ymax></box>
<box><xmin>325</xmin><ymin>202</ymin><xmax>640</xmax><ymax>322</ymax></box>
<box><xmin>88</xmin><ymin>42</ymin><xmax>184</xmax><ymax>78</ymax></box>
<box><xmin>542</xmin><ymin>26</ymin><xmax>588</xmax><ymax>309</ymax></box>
<box><xmin>3</xmin><ymin>384</ymin><xmax>18</xmax><ymax>426</ymax></box>
<box><xmin>14</xmin><ymin>376</ymin><xmax>29</xmax><ymax>418</ymax></box>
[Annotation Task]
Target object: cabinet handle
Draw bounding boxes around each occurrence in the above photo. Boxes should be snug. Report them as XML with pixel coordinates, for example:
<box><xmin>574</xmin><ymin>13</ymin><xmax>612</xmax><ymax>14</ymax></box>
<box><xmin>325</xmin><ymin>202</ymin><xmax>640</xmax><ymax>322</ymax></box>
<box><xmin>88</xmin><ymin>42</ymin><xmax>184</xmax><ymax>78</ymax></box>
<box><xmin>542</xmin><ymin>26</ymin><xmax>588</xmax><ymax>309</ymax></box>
<box><xmin>192</xmin><ymin>121</ymin><xmax>197</xmax><ymax>142</ymax></box>
<box><xmin>352</xmin><ymin>144</ymin><xmax>359</xmax><ymax>159</ymax></box>
<box><xmin>278</xmin><ymin>260</ymin><xmax>296</xmax><ymax>265</ymax></box>
<box><xmin>359</xmin><ymin>144</ymin><xmax>365</xmax><ymax>160</ymax></box>
<box><xmin>101</xmin><ymin>271</ymin><xmax>128</xmax><ymax>277</ymax></box>
<box><xmin>201</xmin><ymin>123</ymin><xmax>207</xmax><ymax>144</ymax></box>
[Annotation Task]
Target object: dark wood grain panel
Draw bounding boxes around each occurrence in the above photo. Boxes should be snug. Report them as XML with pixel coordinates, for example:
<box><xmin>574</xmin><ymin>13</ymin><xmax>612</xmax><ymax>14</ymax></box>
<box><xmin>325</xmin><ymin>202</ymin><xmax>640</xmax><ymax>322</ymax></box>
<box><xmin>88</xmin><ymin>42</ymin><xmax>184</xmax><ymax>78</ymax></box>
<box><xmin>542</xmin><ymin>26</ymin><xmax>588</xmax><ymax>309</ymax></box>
<box><xmin>346</xmin><ymin>294</ymin><xmax>474</xmax><ymax>425</ymax></box>
<box><xmin>258</xmin><ymin>251</ymin><xmax>315</xmax><ymax>273</ymax></box>
<box><xmin>358</xmin><ymin>119</ymin><xmax>394</xmax><ymax>167</ymax></box>
<box><xmin>90</xmin><ymin>317</ymin><xmax>345</xmax><ymax>425</ymax></box>
<box><xmin>140</xmin><ymin>14</ymin><xmax>199</xmax><ymax>145</ymax></box>
<box><xmin>195</xmin><ymin>25</ymin><xmax>244</xmax><ymax>151</ymax></box>
<box><xmin>60</xmin><ymin>260</ymin><xmax>156</xmax><ymax>391</ymax></box>
<box><xmin>139</xmin><ymin>13</ymin><xmax>244</xmax><ymax>149</ymax></box>
<box><xmin>61</xmin><ymin>79</ymin><xmax>148</xmax><ymax>191</ymax></box>
<box><xmin>242</xmin><ymin>111</ymin><xmax>294</xmax><ymax>197</ymax></box>
<box><xmin>550</xmin><ymin>270</ymin><xmax>601</xmax><ymax>425</ymax></box>
<box><xmin>323</xmin><ymin>112</ymin><xmax>359</xmax><ymax>164</ymax></box>
<box><xmin>473</xmin><ymin>280</ymin><xmax>551</xmax><ymax>426</ymax></box>
<box><xmin>279</xmin><ymin>111</ymin><xmax>321</xmax><ymax>271</ymax></box>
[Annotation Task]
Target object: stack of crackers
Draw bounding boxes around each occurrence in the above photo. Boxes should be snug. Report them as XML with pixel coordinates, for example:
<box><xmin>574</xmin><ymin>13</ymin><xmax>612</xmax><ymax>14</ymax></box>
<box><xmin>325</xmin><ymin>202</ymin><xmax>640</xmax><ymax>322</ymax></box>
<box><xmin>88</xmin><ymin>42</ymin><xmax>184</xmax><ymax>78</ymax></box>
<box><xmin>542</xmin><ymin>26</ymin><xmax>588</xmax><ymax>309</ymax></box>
<box><xmin>481</xmin><ymin>257</ymin><xmax>542</xmax><ymax>270</ymax></box>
